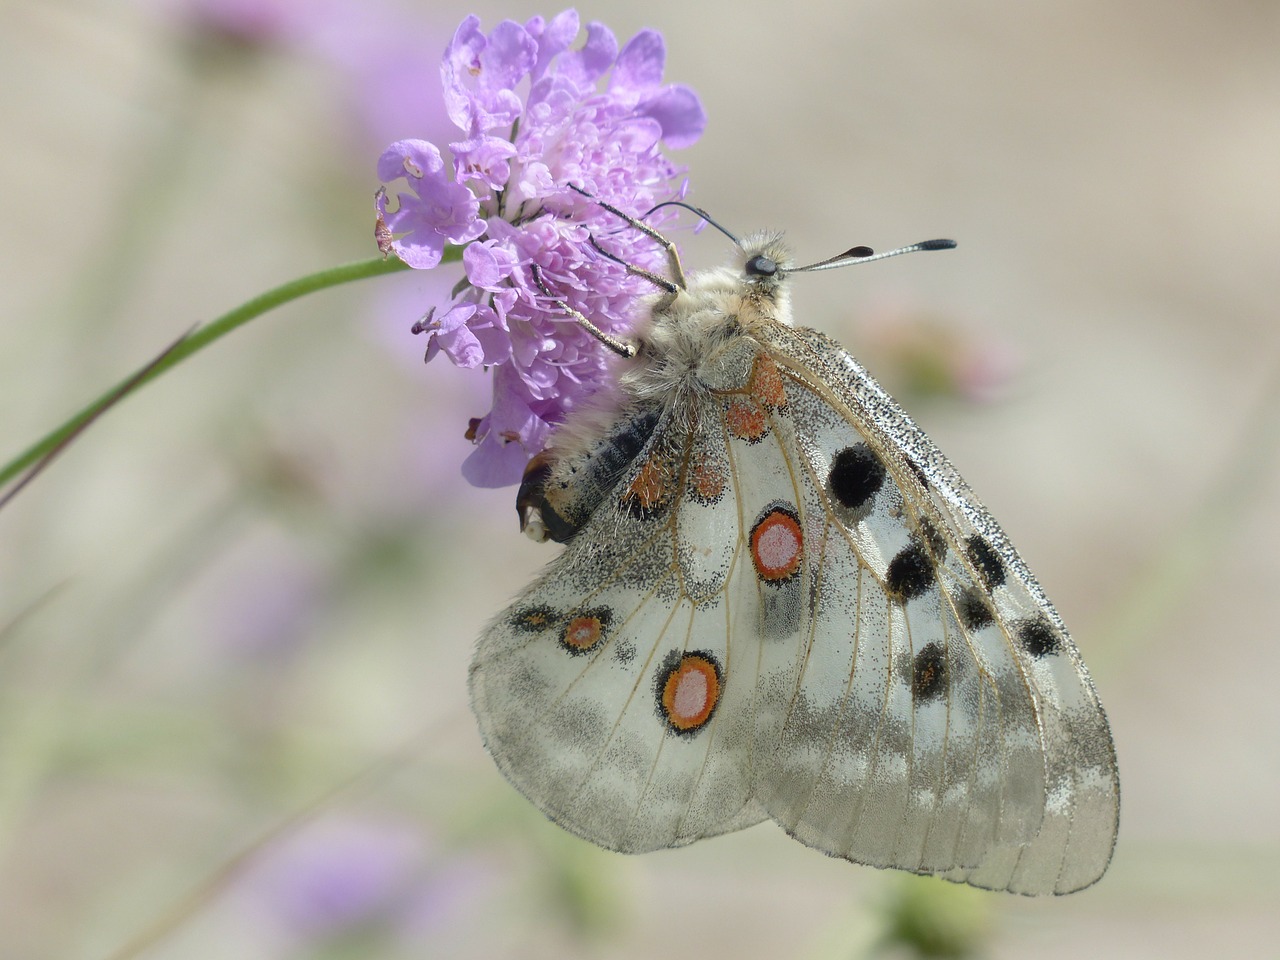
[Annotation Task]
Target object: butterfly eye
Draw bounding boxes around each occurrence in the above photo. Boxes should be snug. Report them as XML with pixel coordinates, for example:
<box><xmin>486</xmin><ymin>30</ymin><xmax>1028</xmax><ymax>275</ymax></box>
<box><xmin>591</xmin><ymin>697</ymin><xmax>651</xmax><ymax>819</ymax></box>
<box><xmin>744</xmin><ymin>254</ymin><xmax>777</xmax><ymax>277</ymax></box>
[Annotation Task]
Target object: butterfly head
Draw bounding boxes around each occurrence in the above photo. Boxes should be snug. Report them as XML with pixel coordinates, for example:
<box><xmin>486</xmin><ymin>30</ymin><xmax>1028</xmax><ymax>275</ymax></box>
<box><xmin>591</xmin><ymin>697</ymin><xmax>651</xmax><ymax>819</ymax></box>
<box><xmin>719</xmin><ymin>232</ymin><xmax>796</xmax><ymax>321</ymax></box>
<box><xmin>736</xmin><ymin>232</ymin><xmax>794</xmax><ymax>290</ymax></box>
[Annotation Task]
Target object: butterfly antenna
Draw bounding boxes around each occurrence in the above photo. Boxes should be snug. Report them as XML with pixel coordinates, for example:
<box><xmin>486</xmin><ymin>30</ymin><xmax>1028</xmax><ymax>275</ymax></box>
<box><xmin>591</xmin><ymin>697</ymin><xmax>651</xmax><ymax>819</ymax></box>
<box><xmin>643</xmin><ymin>200</ymin><xmax>740</xmax><ymax>245</ymax></box>
<box><xmin>793</xmin><ymin>238</ymin><xmax>956</xmax><ymax>273</ymax></box>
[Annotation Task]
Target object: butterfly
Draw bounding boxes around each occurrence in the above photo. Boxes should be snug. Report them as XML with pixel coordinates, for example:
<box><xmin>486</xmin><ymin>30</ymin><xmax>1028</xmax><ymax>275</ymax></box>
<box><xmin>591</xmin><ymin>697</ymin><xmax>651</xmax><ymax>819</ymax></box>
<box><xmin>468</xmin><ymin>201</ymin><xmax>1119</xmax><ymax>895</ymax></box>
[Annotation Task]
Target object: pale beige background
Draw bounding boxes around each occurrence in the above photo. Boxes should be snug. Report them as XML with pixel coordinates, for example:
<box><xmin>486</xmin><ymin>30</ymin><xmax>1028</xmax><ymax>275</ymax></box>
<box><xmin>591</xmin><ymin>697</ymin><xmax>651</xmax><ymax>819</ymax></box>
<box><xmin>1</xmin><ymin>1</ymin><xmax>1278</xmax><ymax>958</ymax></box>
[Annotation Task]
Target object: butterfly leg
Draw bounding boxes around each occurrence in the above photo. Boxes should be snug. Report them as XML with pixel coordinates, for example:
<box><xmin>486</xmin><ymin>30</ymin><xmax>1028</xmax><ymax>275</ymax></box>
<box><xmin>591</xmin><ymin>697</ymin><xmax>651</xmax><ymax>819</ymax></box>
<box><xmin>567</xmin><ymin>183</ymin><xmax>687</xmax><ymax>294</ymax></box>
<box><xmin>528</xmin><ymin>264</ymin><xmax>638</xmax><ymax>359</ymax></box>
<box><xmin>587</xmin><ymin>235</ymin><xmax>680</xmax><ymax>299</ymax></box>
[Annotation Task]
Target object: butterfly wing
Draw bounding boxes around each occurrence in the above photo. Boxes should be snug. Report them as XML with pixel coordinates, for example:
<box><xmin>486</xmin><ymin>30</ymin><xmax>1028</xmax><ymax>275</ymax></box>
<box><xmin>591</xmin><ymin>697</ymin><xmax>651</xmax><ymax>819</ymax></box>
<box><xmin>469</xmin><ymin>402</ymin><xmax>771</xmax><ymax>853</ymax></box>
<box><xmin>753</xmin><ymin>323</ymin><xmax>1119</xmax><ymax>894</ymax></box>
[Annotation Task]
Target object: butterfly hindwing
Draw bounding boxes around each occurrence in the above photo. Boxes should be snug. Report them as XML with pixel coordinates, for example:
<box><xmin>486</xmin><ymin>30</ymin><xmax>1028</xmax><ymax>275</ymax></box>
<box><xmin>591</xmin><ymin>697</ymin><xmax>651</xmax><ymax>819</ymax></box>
<box><xmin>470</xmin><ymin>409</ymin><xmax>768</xmax><ymax>853</ymax></box>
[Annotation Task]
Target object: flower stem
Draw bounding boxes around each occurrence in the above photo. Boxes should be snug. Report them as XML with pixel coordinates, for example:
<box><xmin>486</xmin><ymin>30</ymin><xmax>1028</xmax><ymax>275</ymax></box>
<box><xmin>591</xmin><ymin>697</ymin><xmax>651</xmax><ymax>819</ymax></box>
<box><xmin>0</xmin><ymin>253</ymin><xmax>444</xmax><ymax>493</ymax></box>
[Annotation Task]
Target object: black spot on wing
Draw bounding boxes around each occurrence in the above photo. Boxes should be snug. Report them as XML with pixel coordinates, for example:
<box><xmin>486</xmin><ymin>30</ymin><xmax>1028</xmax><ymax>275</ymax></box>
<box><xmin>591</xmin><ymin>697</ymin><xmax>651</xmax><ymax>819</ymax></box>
<box><xmin>955</xmin><ymin>586</ymin><xmax>994</xmax><ymax>630</ymax></box>
<box><xmin>1017</xmin><ymin>617</ymin><xmax>1061</xmax><ymax>658</ymax></box>
<box><xmin>885</xmin><ymin>539</ymin><xmax>934</xmax><ymax>603</ymax></box>
<box><xmin>965</xmin><ymin>535</ymin><xmax>1006</xmax><ymax>589</ymax></box>
<box><xmin>828</xmin><ymin>443</ymin><xmax>885</xmax><ymax>510</ymax></box>
<box><xmin>912</xmin><ymin>642</ymin><xmax>948</xmax><ymax>702</ymax></box>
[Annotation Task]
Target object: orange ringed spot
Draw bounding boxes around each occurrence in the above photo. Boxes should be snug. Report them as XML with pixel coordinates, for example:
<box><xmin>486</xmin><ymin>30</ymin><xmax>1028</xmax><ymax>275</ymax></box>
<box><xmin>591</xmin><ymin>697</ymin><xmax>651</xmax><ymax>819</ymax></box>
<box><xmin>558</xmin><ymin>608</ymin><xmax>611</xmax><ymax>655</ymax></box>
<box><xmin>750</xmin><ymin>506</ymin><xmax>803</xmax><ymax>582</ymax></box>
<box><xmin>658</xmin><ymin>652</ymin><xmax>722</xmax><ymax>734</ymax></box>
<box><xmin>750</xmin><ymin>355</ymin><xmax>787</xmax><ymax>408</ymax></box>
<box><xmin>725</xmin><ymin>398</ymin><xmax>768</xmax><ymax>442</ymax></box>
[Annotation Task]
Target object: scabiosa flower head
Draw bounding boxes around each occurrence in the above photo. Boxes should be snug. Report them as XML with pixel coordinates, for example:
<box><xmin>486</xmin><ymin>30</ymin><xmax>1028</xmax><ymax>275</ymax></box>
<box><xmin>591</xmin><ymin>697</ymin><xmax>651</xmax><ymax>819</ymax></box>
<box><xmin>376</xmin><ymin>9</ymin><xmax>705</xmax><ymax>487</ymax></box>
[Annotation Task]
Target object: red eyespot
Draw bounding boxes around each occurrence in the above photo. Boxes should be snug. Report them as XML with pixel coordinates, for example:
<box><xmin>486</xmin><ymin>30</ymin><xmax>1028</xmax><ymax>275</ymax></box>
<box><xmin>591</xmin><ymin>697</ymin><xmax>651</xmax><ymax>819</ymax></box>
<box><xmin>750</xmin><ymin>506</ymin><xmax>803</xmax><ymax>582</ymax></box>
<box><xmin>658</xmin><ymin>652</ymin><xmax>722</xmax><ymax>733</ymax></box>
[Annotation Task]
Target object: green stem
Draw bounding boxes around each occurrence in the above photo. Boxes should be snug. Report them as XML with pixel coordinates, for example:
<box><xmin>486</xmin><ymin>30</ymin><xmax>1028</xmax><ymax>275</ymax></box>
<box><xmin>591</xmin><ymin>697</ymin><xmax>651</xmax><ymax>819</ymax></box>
<box><xmin>0</xmin><ymin>252</ymin><xmax>448</xmax><ymax>490</ymax></box>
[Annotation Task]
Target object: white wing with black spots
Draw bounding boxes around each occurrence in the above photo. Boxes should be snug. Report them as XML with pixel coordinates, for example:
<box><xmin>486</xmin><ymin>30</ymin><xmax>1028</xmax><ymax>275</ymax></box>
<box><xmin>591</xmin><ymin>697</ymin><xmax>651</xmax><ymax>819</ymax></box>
<box><xmin>758</xmin><ymin>323</ymin><xmax>1118</xmax><ymax>894</ymax></box>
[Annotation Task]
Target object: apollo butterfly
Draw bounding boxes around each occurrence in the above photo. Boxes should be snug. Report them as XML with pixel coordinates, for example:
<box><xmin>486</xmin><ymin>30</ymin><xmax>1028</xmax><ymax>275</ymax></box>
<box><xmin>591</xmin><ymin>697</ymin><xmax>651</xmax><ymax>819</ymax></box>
<box><xmin>468</xmin><ymin>200</ymin><xmax>1118</xmax><ymax>895</ymax></box>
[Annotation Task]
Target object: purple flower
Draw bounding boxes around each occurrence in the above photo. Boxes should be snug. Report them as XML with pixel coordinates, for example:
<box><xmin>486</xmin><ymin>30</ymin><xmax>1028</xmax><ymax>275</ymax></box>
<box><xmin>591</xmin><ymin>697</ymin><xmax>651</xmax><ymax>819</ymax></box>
<box><xmin>171</xmin><ymin>0</ymin><xmax>308</xmax><ymax>47</ymax></box>
<box><xmin>240</xmin><ymin>816</ymin><xmax>424</xmax><ymax>941</ymax></box>
<box><xmin>234</xmin><ymin>813</ymin><xmax>500</xmax><ymax>949</ymax></box>
<box><xmin>377</xmin><ymin>141</ymin><xmax>487</xmax><ymax>269</ymax></box>
<box><xmin>376</xmin><ymin>10</ymin><xmax>705</xmax><ymax>487</ymax></box>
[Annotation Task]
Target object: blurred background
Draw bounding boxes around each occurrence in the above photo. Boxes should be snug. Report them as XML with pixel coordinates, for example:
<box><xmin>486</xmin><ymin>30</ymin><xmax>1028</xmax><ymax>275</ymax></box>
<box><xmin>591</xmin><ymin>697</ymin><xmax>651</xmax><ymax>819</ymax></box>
<box><xmin>2</xmin><ymin>0</ymin><xmax>1278</xmax><ymax>957</ymax></box>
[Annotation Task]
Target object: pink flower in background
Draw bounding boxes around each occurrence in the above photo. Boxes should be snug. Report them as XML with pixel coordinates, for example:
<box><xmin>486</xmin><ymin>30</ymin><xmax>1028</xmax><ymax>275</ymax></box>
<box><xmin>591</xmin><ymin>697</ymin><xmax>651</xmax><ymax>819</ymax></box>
<box><xmin>855</xmin><ymin>305</ymin><xmax>1020</xmax><ymax>405</ymax></box>
<box><xmin>163</xmin><ymin>0</ymin><xmax>455</xmax><ymax>151</ymax></box>
<box><xmin>377</xmin><ymin>10</ymin><xmax>706</xmax><ymax>487</ymax></box>
<box><xmin>250</xmin><ymin>817</ymin><xmax>421</xmax><ymax>938</ymax></box>
<box><xmin>173</xmin><ymin>0</ymin><xmax>309</xmax><ymax>46</ymax></box>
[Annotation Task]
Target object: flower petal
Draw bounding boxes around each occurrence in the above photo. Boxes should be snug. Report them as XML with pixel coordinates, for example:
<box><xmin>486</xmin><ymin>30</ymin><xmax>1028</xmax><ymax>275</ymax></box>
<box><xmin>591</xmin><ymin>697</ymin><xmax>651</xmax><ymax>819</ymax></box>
<box><xmin>640</xmin><ymin>84</ymin><xmax>706</xmax><ymax>149</ymax></box>
<box><xmin>451</xmin><ymin>135</ymin><xmax>517</xmax><ymax>190</ymax></box>
<box><xmin>441</xmin><ymin>16</ymin><xmax>486</xmax><ymax>130</ymax></box>
<box><xmin>377</xmin><ymin>139</ymin><xmax>444</xmax><ymax>183</ymax></box>
<box><xmin>460</xmin><ymin>432</ymin><xmax>533</xmax><ymax>488</ymax></box>
<box><xmin>527</xmin><ymin>9</ymin><xmax>579</xmax><ymax>81</ymax></box>
<box><xmin>610</xmin><ymin>29</ymin><xmax>665</xmax><ymax>93</ymax></box>
<box><xmin>462</xmin><ymin>241</ymin><xmax>517</xmax><ymax>289</ymax></box>
<box><xmin>557</xmin><ymin>21</ymin><xmax>618</xmax><ymax>85</ymax></box>
<box><xmin>482</xmin><ymin>20</ymin><xmax>538</xmax><ymax>91</ymax></box>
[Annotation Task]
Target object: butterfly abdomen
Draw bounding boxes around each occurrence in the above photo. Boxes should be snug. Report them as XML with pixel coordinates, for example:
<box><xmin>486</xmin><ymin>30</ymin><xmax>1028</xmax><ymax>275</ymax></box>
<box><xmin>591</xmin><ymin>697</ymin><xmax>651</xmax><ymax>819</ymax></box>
<box><xmin>517</xmin><ymin>404</ymin><xmax>664</xmax><ymax>543</ymax></box>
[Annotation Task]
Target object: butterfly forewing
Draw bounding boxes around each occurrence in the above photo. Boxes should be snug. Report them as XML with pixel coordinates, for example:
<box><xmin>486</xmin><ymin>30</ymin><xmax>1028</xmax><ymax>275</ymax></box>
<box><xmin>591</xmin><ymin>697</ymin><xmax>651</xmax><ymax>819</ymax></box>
<box><xmin>764</xmin><ymin>324</ymin><xmax>1118</xmax><ymax>893</ymax></box>
<box><xmin>747</xmin><ymin>352</ymin><xmax>1019</xmax><ymax>876</ymax></box>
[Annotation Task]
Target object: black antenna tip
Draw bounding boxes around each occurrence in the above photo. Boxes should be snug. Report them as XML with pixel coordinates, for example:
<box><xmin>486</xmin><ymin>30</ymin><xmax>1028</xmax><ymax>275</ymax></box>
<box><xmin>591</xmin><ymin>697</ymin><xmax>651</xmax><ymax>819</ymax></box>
<box><xmin>919</xmin><ymin>238</ymin><xmax>957</xmax><ymax>251</ymax></box>
<box><xmin>842</xmin><ymin>245</ymin><xmax>875</xmax><ymax>259</ymax></box>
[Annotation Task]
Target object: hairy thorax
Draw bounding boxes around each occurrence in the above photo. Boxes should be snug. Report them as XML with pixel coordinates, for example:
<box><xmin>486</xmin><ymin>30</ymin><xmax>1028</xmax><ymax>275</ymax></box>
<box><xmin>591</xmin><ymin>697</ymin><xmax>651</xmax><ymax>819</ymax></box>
<box><xmin>518</xmin><ymin>234</ymin><xmax>796</xmax><ymax>544</ymax></box>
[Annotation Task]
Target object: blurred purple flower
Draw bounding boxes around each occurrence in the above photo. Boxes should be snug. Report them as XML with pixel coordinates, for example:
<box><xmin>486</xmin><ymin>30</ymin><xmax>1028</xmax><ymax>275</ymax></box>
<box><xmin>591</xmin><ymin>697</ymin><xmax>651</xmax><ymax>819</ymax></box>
<box><xmin>235</xmin><ymin>813</ymin><xmax>500</xmax><ymax>951</ymax></box>
<box><xmin>172</xmin><ymin>0</ymin><xmax>309</xmax><ymax>47</ymax></box>
<box><xmin>243</xmin><ymin>816</ymin><xmax>424</xmax><ymax>940</ymax></box>
<box><xmin>160</xmin><ymin>0</ymin><xmax>456</xmax><ymax>151</ymax></box>
<box><xmin>377</xmin><ymin>10</ymin><xmax>706</xmax><ymax>487</ymax></box>
<box><xmin>211</xmin><ymin>538</ymin><xmax>327</xmax><ymax>660</ymax></box>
